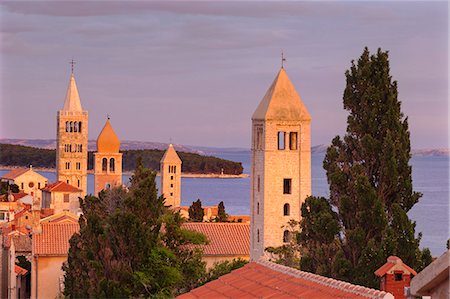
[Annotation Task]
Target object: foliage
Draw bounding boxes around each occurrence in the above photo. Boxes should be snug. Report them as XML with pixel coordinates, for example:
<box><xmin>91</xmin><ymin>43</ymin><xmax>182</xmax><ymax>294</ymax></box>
<box><xmin>266</xmin><ymin>220</ymin><xmax>301</xmax><ymax>268</ymax></box>
<box><xmin>204</xmin><ymin>259</ymin><xmax>248</xmax><ymax>283</ymax></box>
<box><xmin>0</xmin><ymin>181</ymin><xmax>19</xmax><ymax>197</ymax></box>
<box><xmin>63</xmin><ymin>158</ymin><xmax>208</xmax><ymax>298</ymax></box>
<box><xmin>188</xmin><ymin>199</ymin><xmax>204</xmax><ymax>222</ymax></box>
<box><xmin>0</xmin><ymin>144</ymin><xmax>243</xmax><ymax>175</ymax></box>
<box><xmin>215</xmin><ymin>201</ymin><xmax>228</xmax><ymax>222</ymax></box>
<box><xmin>16</xmin><ymin>255</ymin><xmax>31</xmax><ymax>272</ymax></box>
<box><xmin>265</xmin><ymin>47</ymin><xmax>432</xmax><ymax>288</ymax></box>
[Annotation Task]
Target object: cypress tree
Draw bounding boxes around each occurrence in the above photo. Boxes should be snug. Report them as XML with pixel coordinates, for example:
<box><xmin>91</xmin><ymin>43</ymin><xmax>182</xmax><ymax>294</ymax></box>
<box><xmin>216</xmin><ymin>201</ymin><xmax>228</xmax><ymax>222</ymax></box>
<box><xmin>188</xmin><ymin>199</ymin><xmax>204</xmax><ymax>222</ymax></box>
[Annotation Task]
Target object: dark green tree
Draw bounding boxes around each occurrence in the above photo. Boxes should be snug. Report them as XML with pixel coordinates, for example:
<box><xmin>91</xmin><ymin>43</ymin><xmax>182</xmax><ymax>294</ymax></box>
<box><xmin>298</xmin><ymin>47</ymin><xmax>431</xmax><ymax>287</ymax></box>
<box><xmin>0</xmin><ymin>182</ymin><xmax>19</xmax><ymax>196</ymax></box>
<box><xmin>63</xmin><ymin>158</ymin><xmax>208</xmax><ymax>298</ymax></box>
<box><xmin>216</xmin><ymin>201</ymin><xmax>228</xmax><ymax>222</ymax></box>
<box><xmin>188</xmin><ymin>199</ymin><xmax>204</xmax><ymax>222</ymax></box>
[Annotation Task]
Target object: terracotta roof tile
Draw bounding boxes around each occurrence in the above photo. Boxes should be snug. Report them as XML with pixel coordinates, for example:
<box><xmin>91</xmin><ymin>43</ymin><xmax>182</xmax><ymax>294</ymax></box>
<box><xmin>177</xmin><ymin>259</ymin><xmax>394</xmax><ymax>299</ymax></box>
<box><xmin>41</xmin><ymin>181</ymin><xmax>82</xmax><ymax>193</ymax></box>
<box><xmin>375</xmin><ymin>256</ymin><xmax>417</xmax><ymax>277</ymax></box>
<box><xmin>33</xmin><ymin>222</ymin><xmax>79</xmax><ymax>256</ymax></box>
<box><xmin>182</xmin><ymin>222</ymin><xmax>249</xmax><ymax>256</ymax></box>
<box><xmin>1</xmin><ymin>168</ymin><xmax>29</xmax><ymax>180</ymax></box>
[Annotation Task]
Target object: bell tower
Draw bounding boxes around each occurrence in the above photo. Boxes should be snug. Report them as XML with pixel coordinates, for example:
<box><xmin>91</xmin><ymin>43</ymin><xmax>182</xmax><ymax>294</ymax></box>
<box><xmin>250</xmin><ymin>67</ymin><xmax>311</xmax><ymax>260</ymax></box>
<box><xmin>56</xmin><ymin>65</ymin><xmax>88</xmax><ymax>196</ymax></box>
<box><xmin>160</xmin><ymin>144</ymin><xmax>182</xmax><ymax>208</ymax></box>
<box><xmin>94</xmin><ymin>118</ymin><xmax>123</xmax><ymax>195</ymax></box>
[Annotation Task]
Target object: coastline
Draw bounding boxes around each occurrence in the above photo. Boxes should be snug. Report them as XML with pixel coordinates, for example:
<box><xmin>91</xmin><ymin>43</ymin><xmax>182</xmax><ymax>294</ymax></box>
<box><xmin>0</xmin><ymin>165</ymin><xmax>249</xmax><ymax>179</ymax></box>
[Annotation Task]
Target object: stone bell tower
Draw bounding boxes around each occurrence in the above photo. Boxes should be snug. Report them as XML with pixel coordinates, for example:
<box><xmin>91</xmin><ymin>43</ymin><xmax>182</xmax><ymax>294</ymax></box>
<box><xmin>160</xmin><ymin>144</ymin><xmax>182</xmax><ymax>208</ymax></box>
<box><xmin>56</xmin><ymin>65</ymin><xmax>88</xmax><ymax>196</ymax></box>
<box><xmin>94</xmin><ymin>118</ymin><xmax>123</xmax><ymax>195</ymax></box>
<box><xmin>250</xmin><ymin>66</ymin><xmax>311</xmax><ymax>260</ymax></box>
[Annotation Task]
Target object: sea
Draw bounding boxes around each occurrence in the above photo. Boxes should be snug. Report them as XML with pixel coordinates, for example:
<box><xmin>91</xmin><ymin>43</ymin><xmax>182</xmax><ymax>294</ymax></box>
<box><xmin>1</xmin><ymin>153</ymin><xmax>448</xmax><ymax>257</ymax></box>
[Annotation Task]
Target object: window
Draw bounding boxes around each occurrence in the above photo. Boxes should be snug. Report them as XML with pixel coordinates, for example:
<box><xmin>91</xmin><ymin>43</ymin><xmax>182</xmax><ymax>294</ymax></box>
<box><xmin>21</xmin><ymin>183</ymin><xmax>24</xmax><ymax>190</ymax></box>
<box><xmin>289</xmin><ymin>132</ymin><xmax>298</xmax><ymax>150</ymax></box>
<box><xmin>170</xmin><ymin>184</ymin><xmax>173</xmax><ymax>188</ymax></box>
<box><xmin>38</xmin><ymin>182</ymin><xmax>41</xmax><ymax>189</ymax></box>
<box><xmin>278</xmin><ymin>131</ymin><xmax>285</xmax><ymax>150</ymax></box>
<box><xmin>77</xmin><ymin>180</ymin><xmax>80</xmax><ymax>187</ymax></box>
<box><xmin>80</xmin><ymin>144</ymin><xmax>82</xmax><ymax>152</ymax></box>
<box><xmin>283</xmin><ymin>179</ymin><xmax>292</xmax><ymax>194</ymax></box>
<box><xmin>78</xmin><ymin>122</ymin><xmax>82</xmax><ymax>133</ymax></box>
<box><xmin>69</xmin><ymin>144</ymin><xmax>72</xmax><ymax>152</ymax></box>
<box><xmin>394</xmin><ymin>273</ymin><xmax>403</xmax><ymax>281</ymax></box>
<box><xmin>29</xmin><ymin>182</ymin><xmax>34</xmax><ymax>188</ymax></box>
<box><xmin>25</xmin><ymin>215</ymin><xmax>28</xmax><ymax>220</ymax></box>
<box><xmin>105</xmin><ymin>183</ymin><xmax>111</xmax><ymax>189</ymax></box>
<box><xmin>257</xmin><ymin>202</ymin><xmax>260</xmax><ymax>215</ymax></box>
<box><xmin>110</xmin><ymin>158</ymin><xmax>115</xmax><ymax>172</ymax></box>
<box><xmin>283</xmin><ymin>203</ymin><xmax>290</xmax><ymax>216</ymax></box>
<box><xmin>255</xmin><ymin>126</ymin><xmax>263</xmax><ymax>150</ymax></box>
<box><xmin>65</xmin><ymin>162</ymin><xmax>70</xmax><ymax>170</ymax></box>
<box><xmin>66</xmin><ymin>180</ymin><xmax>69</xmax><ymax>184</ymax></box>
<box><xmin>70</xmin><ymin>121</ymin><xmax>73</xmax><ymax>132</ymax></box>
<box><xmin>257</xmin><ymin>229</ymin><xmax>260</xmax><ymax>242</ymax></box>
<box><xmin>174</xmin><ymin>166</ymin><xmax>176</xmax><ymax>172</ymax></box>
<box><xmin>283</xmin><ymin>230</ymin><xmax>291</xmax><ymax>243</ymax></box>
<box><xmin>0</xmin><ymin>212</ymin><xmax>6</xmax><ymax>221</ymax></box>
<box><xmin>102</xmin><ymin>158</ymin><xmax>107</xmax><ymax>172</ymax></box>
<box><xmin>171</xmin><ymin>176</ymin><xmax>174</xmax><ymax>180</ymax></box>
<box><xmin>76</xmin><ymin>162</ymin><xmax>81</xmax><ymax>170</ymax></box>
<box><xmin>257</xmin><ymin>175</ymin><xmax>260</xmax><ymax>192</ymax></box>
<box><xmin>65</xmin><ymin>122</ymin><xmax>69</xmax><ymax>132</ymax></box>
<box><xmin>63</xmin><ymin>194</ymin><xmax>70</xmax><ymax>203</ymax></box>
<box><xmin>170</xmin><ymin>192</ymin><xmax>173</xmax><ymax>196</ymax></box>
<box><xmin>74</xmin><ymin>122</ymin><xmax>78</xmax><ymax>132</ymax></box>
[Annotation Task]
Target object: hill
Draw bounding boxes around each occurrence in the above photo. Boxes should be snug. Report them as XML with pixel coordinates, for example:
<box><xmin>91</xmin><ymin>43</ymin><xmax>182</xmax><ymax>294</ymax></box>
<box><xmin>0</xmin><ymin>144</ymin><xmax>243</xmax><ymax>175</ymax></box>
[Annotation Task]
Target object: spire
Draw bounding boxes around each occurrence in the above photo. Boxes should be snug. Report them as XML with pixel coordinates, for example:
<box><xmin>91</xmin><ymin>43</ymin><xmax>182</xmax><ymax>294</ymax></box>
<box><xmin>97</xmin><ymin>118</ymin><xmax>120</xmax><ymax>153</ymax></box>
<box><xmin>161</xmin><ymin>144</ymin><xmax>182</xmax><ymax>164</ymax></box>
<box><xmin>62</xmin><ymin>73</ymin><xmax>83</xmax><ymax>112</ymax></box>
<box><xmin>252</xmin><ymin>68</ymin><xmax>311</xmax><ymax>121</ymax></box>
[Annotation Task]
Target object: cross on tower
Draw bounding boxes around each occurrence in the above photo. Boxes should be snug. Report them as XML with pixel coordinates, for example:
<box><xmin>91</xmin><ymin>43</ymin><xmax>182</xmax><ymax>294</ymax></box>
<box><xmin>281</xmin><ymin>51</ymin><xmax>286</xmax><ymax>68</ymax></box>
<box><xmin>69</xmin><ymin>59</ymin><xmax>76</xmax><ymax>74</ymax></box>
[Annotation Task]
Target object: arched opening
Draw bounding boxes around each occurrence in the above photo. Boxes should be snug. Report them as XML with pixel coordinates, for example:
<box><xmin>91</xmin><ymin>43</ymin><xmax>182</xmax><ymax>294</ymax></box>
<box><xmin>65</xmin><ymin>122</ymin><xmax>69</xmax><ymax>132</ymax></box>
<box><xmin>257</xmin><ymin>229</ymin><xmax>260</xmax><ymax>243</ymax></box>
<box><xmin>102</xmin><ymin>158</ymin><xmax>107</xmax><ymax>172</ymax></box>
<box><xmin>283</xmin><ymin>230</ymin><xmax>291</xmax><ymax>243</ymax></box>
<box><xmin>257</xmin><ymin>202</ymin><xmax>260</xmax><ymax>215</ymax></box>
<box><xmin>70</xmin><ymin>121</ymin><xmax>73</xmax><ymax>132</ymax></box>
<box><xmin>74</xmin><ymin>122</ymin><xmax>78</xmax><ymax>132</ymax></box>
<box><xmin>110</xmin><ymin>158</ymin><xmax>115</xmax><ymax>172</ymax></box>
<box><xmin>79</xmin><ymin>122</ymin><xmax>82</xmax><ymax>133</ymax></box>
<box><xmin>283</xmin><ymin>203</ymin><xmax>290</xmax><ymax>216</ymax></box>
<box><xmin>80</xmin><ymin>144</ymin><xmax>82</xmax><ymax>152</ymax></box>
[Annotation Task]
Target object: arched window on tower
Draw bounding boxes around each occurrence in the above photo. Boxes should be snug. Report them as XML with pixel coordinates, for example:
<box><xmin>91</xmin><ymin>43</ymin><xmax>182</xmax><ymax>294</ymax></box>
<box><xmin>283</xmin><ymin>203</ymin><xmax>290</xmax><ymax>216</ymax></box>
<box><xmin>79</xmin><ymin>122</ymin><xmax>82</xmax><ymax>133</ymax></box>
<box><xmin>283</xmin><ymin>230</ymin><xmax>291</xmax><ymax>243</ymax></box>
<box><xmin>80</xmin><ymin>144</ymin><xmax>82</xmax><ymax>152</ymax></box>
<box><xmin>102</xmin><ymin>158</ymin><xmax>107</xmax><ymax>172</ymax></box>
<box><xmin>69</xmin><ymin>144</ymin><xmax>72</xmax><ymax>152</ymax></box>
<box><xmin>257</xmin><ymin>229</ymin><xmax>260</xmax><ymax>243</ymax></box>
<box><xmin>110</xmin><ymin>158</ymin><xmax>115</xmax><ymax>173</ymax></box>
<box><xmin>65</xmin><ymin>122</ymin><xmax>69</xmax><ymax>132</ymax></box>
<box><xmin>70</xmin><ymin>121</ymin><xmax>73</xmax><ymax>132</ymax></box>
<box><xmin>257</xmin><ymin>202</ymin><xmax>260</xmax><ymax>215</ymax></box>
<box><xmin>74</xmin><ymin>122</ymin><xmax>78</xmax><ymax>132</ymax></box>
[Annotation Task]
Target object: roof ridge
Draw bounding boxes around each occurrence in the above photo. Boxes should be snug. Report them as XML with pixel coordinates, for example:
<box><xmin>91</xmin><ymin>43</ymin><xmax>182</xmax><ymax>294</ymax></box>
<box><xmin>256</xmin><ymin>259</ymin><xmax>393</xmax><ymax>299</ymax></box>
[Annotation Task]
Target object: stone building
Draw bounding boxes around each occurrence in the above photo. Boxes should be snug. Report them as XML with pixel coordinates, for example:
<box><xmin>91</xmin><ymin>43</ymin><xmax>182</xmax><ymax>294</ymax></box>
<box><xmin>41</xmin><ymin>181</ymin><xmax>82</xmax><ymax>215</ymax></box>
<box><xmin>250</xmin><ymin>67</ymin><xmax>311</xmax><ymax>260</ymax></box>
<box><xmin>94</xmin><ymin>118</ymin><xmax>123</xmax><ymax>195</ymax></box>
<box><xmin>1</xmin><ymin>166</ymin><xmax>48</xmax><ymax>199</ymax></box>
<box><xmin>56</xmin><ymin>71</ymin><xmax>88</xmax><ymax>196</ymax></box>
<box><xmin>160</xmin><ymin>144</ymin><xmax>182</xmax><ymax>208</ymax></box>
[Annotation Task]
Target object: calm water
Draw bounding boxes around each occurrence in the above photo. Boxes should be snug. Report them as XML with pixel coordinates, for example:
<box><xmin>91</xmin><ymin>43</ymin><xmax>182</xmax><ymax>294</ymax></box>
<box><xmin>1</xmin><ymin>154</ymin><xmax>448</xmax><ymax>256</ymax></box>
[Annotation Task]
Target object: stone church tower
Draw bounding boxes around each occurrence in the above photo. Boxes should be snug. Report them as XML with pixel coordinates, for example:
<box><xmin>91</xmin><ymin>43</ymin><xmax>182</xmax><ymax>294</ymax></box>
<box><xmin>56</xmin><ymin>71</ymin><xmax>88</xmax><ymax>196</ymax></box>
<box><xmin>160</xmin><ymin>144</ymin><xmax>182</xmax><ymax>208</ymax></box>
<box><xmin>94</xmin><ymin>118</ymin><xmax>122</xmax><ymax>195</ymax></box>
<box><xmin>250</xmin><ymin>67</ymin><xmax>311</xmax><ymax>260</ymax></box>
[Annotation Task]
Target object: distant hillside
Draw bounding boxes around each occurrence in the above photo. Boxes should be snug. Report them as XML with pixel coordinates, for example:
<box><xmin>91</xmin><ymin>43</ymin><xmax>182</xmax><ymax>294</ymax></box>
<box><xmin>0</xmin><ymin>144</ymin><xmax>243</xmax><ymax>175</ymax></box>
<box><xmin>0</xmin><ymin>139</ymin><xmax>447</xmax><ymax>157</ymax></box>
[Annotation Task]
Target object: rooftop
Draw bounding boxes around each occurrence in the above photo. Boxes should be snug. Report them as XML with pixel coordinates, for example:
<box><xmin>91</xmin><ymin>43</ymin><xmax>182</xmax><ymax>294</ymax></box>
<box><xmin>179</xmin><ymin>259</ymin><xmax>393</xmax><ymax>299</ymax></box>
<box><xmin>41</xmin><ymin>181</ymin><xmax>82</xmax><ymax>193</ymax></box>
<box><xmin>33</xmin><ymin>222</ymin><xmax>79</xmax><ymax>256</ymax></box>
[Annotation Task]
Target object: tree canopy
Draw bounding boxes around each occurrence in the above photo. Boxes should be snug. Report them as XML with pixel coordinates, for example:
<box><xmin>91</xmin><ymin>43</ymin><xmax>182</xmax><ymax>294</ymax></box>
<box><xmin>188</xmin><ymin>199</ymin><xmax>204</xmax><ymax>222</ymax></box>
<box><xmin>63</xmin><ymin>159</ymin><xmax>208</xmax><ymax>297</ymax></box>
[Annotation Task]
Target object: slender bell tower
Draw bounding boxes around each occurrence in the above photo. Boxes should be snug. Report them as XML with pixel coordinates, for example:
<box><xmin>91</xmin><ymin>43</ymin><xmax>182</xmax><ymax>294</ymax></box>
<box><xmin>250</xmin><ymin>65</ymin><xmax>312</xmax><ymax>260</ymax></box>
<box><xmin>160</xmin><ymin>144</ymin><xmax>182</xmax><ymax>208</ymax></box>
<box><xmin>56</xmin><ymin>61</ymin><xmax>88</xmax><ymax>196</ymax></box>
<box><xmin>94</xmin><ymin>117</ymin><xmax>122</xmax><ymax>195</ymax></box>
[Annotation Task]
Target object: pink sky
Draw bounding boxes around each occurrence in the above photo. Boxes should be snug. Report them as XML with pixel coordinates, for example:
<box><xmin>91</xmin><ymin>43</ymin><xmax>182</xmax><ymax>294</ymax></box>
<box><xmin>0</xmin><ymin>1</ymin><xmax>448</xmax><ymax>149</ymax></box>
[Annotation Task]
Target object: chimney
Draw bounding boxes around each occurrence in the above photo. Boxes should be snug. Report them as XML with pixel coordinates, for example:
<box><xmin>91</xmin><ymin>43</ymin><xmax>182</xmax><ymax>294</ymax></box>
<box><xmin>375</xmin><ymin>256</ymin><xmax>417</xmax><ymax>299</ymax></box>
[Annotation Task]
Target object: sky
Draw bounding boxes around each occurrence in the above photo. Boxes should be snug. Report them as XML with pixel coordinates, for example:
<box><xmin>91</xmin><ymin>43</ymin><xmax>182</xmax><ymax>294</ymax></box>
<box><xmin>0</xmin><ymin>1</ymin><xmax>448</xmax><ymax>149</ymax></box>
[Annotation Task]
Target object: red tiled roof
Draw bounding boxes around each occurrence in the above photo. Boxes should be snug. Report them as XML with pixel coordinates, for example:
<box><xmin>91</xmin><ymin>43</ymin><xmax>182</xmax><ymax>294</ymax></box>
<box><xmin>182</xmin><ymin>223</ymin><xmax>249</xmax><ymax>256</ymax></box>
<box><xmin>15</xmin><ymin>265</ymin><xmax>28</xmax><ymax>276</ymax></box>
<box><xmin>375</xmin><ymin>256</ymin><xmax>417</xmax><ymax>277</ymax></box>
<box><xmin>1</xmin><ymin>168</ymin><xmax>29</xmax><ymax>180</ymax></box>
<box><xmin>40</xmin><ymin>208</ymin><xmax>55</xmax><ymax>218</ymax></box>
<box><xmin>0</xmin><ymin>192</ymin><xmax>29</xmax><ymax>202</ymax></box>
<box><xmin>33</xmin><ymin>223</ymin><xmax>79</xmax><ymax>256</ymax></box>
<box><xmin>41</xmin><ymin>181</ymin><xmax>82</xmax><ymax>193</ymax></box>
<box><xmin>178</xmin><ymin>259</ymin><xmax>394</xmax><ymax>299</ymax></box>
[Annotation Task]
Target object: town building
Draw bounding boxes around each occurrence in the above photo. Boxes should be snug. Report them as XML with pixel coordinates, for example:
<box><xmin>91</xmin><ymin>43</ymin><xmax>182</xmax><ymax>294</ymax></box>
<box><xmin>160</xmin><ymin>144</ymin><xmax>182</xmax><ymax>208</ymax></box>
<box><xmin>41</xmin><ymin>181</ymin><xmax>82</xmax><ymax>215</ymax></box>
<box><xmin>1</xmin><ymin>166</ymin><xmax>48</xmax><ymax>199</ymax></box>
<box><xmin>56</xmin><ymin>70</ymin><xmax>88</xmax><ymax>196</ymax></box>
<box><xmin>178</xmin><ymin>258</ymin><xmax>394</xmax><ymax>299</ymax></box>
<box><xmin>250</xmin><ymin>67</ymin><xmax>311</xmax><ymax>260</ymax></box>
<box><xmin>375</xmin><ymin>256</ymin><xmax>417</xmax><ymax>299</ymax></box>
<box><xmin>94</xmin><ymin>118</ymin><xmax>123</xmax><ymax>195</ymax></box>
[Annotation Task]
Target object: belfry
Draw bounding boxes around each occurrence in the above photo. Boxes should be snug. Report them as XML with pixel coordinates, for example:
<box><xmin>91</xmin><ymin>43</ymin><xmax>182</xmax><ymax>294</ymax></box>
<box><xmin>94</xmin><ymin>118</ymin><xmax>123</xmax><ymax>195</ymax></box>
<box><xmin>250</xmin><ymin>66</ymin><xmax>312</xmax><ymax>260</ymax></box>
<box><xmin>160</xmin><ymin>144</ymin><xmax>182</xmax><ymax>208</ymax></box>
<box><xmin>56</xmin><ymin>67</ymin><xmax>88</xmax><ymax>196</ymax></box>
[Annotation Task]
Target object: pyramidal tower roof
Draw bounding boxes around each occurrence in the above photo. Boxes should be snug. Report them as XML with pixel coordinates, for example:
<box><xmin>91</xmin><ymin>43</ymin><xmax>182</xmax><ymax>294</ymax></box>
<box><xmin>97</xmin><ymin>119</ymin><xmax>120</xmax><ymax>153</ymax></box>
<box><xmin>161</xmin><ymin>144</ymin><xmax>182</xmax><ymax>164</ymax></box>
<box><xmin>62</xmin><ymin>74</ymin><xmax>83</xmax><ymax>112</ymax></box>
<box><xmin>252</xmin><ymin>68</ymin><xmax>311</xmax><ymax>121</ymax></box>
